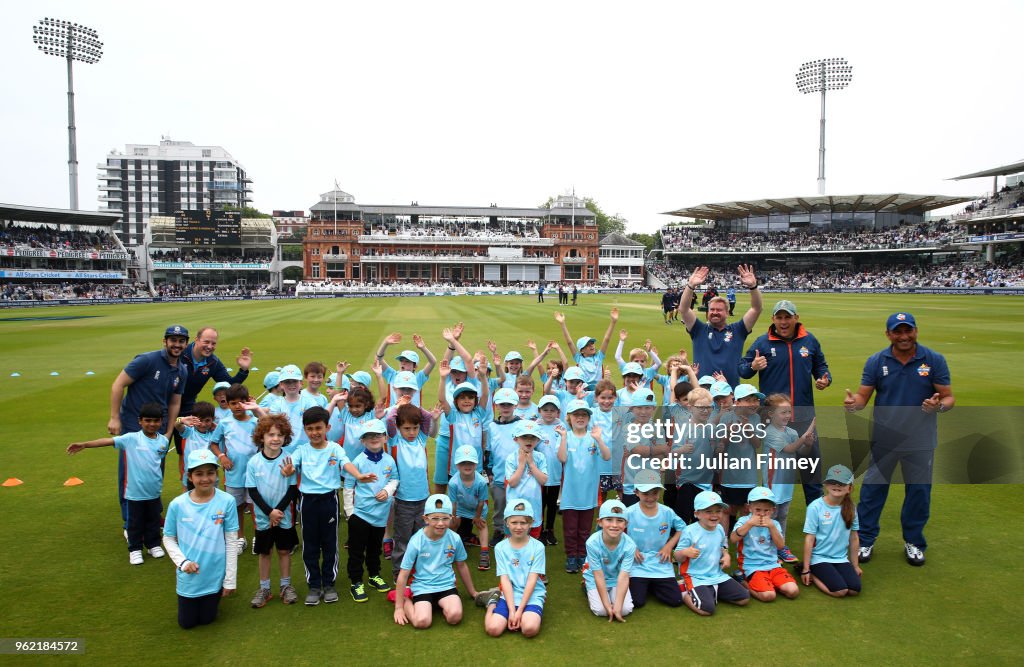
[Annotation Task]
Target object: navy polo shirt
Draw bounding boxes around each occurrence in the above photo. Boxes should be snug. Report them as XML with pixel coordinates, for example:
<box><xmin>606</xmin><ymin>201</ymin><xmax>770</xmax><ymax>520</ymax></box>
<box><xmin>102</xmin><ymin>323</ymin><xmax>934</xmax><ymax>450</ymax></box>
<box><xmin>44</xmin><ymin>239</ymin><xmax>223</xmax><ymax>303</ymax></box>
<box><xmin>861</xmin><ymin>344</ymin><xmax>951</xmax><ymax>451</ymax></box>
<box><xmin>119</xmin><ymin>349</ymin><xmax>187</xmax><ymax>432</ymax></box>
<box><xmin>689</xmin><ymin>319</ymin><xmax>749</xmax><ymax>387</ymax></box>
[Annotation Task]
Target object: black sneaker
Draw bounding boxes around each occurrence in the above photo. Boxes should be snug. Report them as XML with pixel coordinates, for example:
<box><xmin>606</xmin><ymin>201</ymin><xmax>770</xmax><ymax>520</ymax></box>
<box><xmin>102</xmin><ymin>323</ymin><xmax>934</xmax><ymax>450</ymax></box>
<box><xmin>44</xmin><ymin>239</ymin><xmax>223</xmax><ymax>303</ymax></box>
<box><xmin>858</xmin><ymin>543</ymin><xmax>874</xmax><ymax>563</ymax></box>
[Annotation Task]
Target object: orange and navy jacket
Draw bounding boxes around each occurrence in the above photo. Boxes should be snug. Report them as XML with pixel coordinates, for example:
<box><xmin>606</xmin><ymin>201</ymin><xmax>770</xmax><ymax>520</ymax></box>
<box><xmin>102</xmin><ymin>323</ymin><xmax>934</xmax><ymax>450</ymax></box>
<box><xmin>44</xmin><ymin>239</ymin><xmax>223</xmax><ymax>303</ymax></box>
<box><xmin>738</xmin><ymin>323</ymin><xmax>830</xmax><ymax>421</ymax></box>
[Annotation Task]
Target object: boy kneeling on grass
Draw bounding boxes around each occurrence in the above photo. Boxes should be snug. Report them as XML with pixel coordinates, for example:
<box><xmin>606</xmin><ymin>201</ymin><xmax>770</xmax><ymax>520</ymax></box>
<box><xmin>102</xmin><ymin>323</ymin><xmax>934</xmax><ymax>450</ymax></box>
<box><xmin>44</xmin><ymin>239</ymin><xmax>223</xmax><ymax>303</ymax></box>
<box><xmin>393</xmin><ymin>494</ymin><xmax>481</xmax><ymax>628</ymax></box>
<box><xmin>479</xmin><ymin>499</ymin><xmax>546</xmax><ymax>638</ymax></box>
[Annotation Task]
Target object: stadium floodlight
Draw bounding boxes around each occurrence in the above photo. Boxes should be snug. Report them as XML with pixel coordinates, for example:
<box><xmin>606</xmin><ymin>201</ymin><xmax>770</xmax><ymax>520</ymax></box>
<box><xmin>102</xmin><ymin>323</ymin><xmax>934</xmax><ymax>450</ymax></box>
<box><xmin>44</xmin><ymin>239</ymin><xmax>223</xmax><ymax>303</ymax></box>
<box><xmin>795</xmin><ymin>57</ymin><xmax>852</xmax><ymax>195</ymax></box>
<box><xmin>32</xmin><ymin>18</ymin><xmax>104</xmax><ymax>210</ymax></box>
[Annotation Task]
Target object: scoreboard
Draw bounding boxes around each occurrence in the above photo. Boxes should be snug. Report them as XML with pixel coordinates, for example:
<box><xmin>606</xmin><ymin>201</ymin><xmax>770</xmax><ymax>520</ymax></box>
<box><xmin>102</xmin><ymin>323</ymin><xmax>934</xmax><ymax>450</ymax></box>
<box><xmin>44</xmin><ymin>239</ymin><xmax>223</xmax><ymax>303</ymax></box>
<box><xmin>174</xmin><ymin>210</ymin><xmax>241</xmax><ymax>246</ymax></box>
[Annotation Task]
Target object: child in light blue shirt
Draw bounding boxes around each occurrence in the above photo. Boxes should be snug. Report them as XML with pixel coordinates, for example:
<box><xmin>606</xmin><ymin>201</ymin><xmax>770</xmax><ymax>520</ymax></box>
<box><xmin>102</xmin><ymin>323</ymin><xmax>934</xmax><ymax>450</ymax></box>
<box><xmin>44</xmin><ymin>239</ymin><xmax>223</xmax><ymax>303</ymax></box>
<box><xmin>582</xmin><ymin>499</ymin><xmax>635</xmax><ymax>620</ymax></box>
<box><xmin>483</xmin><ymin>500</ymin><xmax>546</xmax><ymax>638</ymax></box>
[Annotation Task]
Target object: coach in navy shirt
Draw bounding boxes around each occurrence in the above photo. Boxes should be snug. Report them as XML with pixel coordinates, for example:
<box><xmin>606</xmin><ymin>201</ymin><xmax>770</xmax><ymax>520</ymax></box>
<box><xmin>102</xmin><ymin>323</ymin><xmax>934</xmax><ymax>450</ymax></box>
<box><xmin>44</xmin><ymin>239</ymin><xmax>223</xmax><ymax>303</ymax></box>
<box><xmin>845</xmin><ymin>312</ymin><xmax>954</xmax><ymax>567</ymax></box>
<box><xmin>678</xmin><ymin>264</ymin><xmax>762</xmax><ymax>387</ymax></box>
<box><xmin>107</xmin><ymin>324</ymin><xmax>190</xmax><ymax>528</ymax></box>
<box><xmin>179</xmin><ymin>326</ymin><xmax>252</xmax><ymax>417</ymax></box>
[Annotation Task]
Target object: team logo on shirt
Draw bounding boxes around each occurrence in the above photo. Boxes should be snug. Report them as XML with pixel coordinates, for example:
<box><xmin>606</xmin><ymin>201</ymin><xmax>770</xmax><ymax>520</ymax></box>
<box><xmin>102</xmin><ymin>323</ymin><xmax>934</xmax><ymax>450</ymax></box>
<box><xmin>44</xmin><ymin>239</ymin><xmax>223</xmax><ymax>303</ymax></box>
<box><xmin>328</xmin><ymin>455</ymin><xmax>339</xmax><ymax>467</ymax></box>
<box><xmin>588</xmin><ymin>442</ymin><xmax>598</xmax><ymax>456</ymax></box>
<box><xmin>757</xmin><ymin>535</ymin><xmax>767</xmax><ymax>545</ymax></box>
<box><xmin>917</xmin><ymin>364</ymin><xmax>931</xmax><ymax>377</ymax></box>
<box><xmin>882</xmin><ymin>366</ymin><xmax>889</xmax><ymax>376</ymax></box>
<box><xmin>200</xmin><ymin>367</ymin><xmax>209</xmax><ymax>376</ymax></box>
<box><xmin>444</xmin><ymin>543</ymin><xmax>457</xmax><ymax>561</ymax></box>
<box><xmin>770</xmin><ymin>348</ymin><xmax>777</xmax><ymax>357</ymax></box>
<box><xmin>173</xmin><ymin>377</ymin><xmax>180</xmax><ymax>388</ymax></box>
<box><xmin>822</xmin><ymin>510</ymin><xmax>832</xmax><ymax>523</ymax></box>
<box><xmin>510</xmin><ymin>558</ymin><xmax>520</xmax><ymax>568</ymax></box>
<box><xmin>799</xmin><ymin>346</ymin><xmax>810</xmax><ymax>358</ymax></box>
<box><xmin>659</xmin><ymin>522</ymin><xmax>669</xmax><ymax>536</ymax></box>
<box><xmin>724</xmin><ymin>331</ymin><xmax>733</xmax><ymax>343</ymax></box>
<box><xmin>212</xmin><ymin>509</ymin><xmax>226</xmax><ymax>525</ymax></box>
<box><xmin>154</xmin><ymin>370</ymin><xmax>161</xmax><ymax>380</ymax></box>
<box><xmin>383</xmin><ymin>464</ymin><xmax>394</xmax><ymax>476</ymax></box>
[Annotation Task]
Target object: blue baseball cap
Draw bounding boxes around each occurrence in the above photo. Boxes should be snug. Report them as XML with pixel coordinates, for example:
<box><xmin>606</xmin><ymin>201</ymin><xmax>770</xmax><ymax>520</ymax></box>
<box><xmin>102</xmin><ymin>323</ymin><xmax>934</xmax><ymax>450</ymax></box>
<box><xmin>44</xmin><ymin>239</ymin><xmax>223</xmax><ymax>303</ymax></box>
<box><xmin>825</xmin><ymin>464</ymin><xmax>855</xmax><ymax>485</ymax></box>
<box><xmin>693</xmin><ymin>490</ymin><xmax>727</xmax><ymax>511</ymax></box>
<box><xmin>733</xmin><ymin>384</ymin><xmax>765</xmax><ymax>401</ymax></box>
<box><xmin>449</xmin><ymin>357</ymin><xmax>467</xmax><ymax>373</ymax></box>
<box><xmin>164</xmin><ymin>324</ymin><xmax>189</xmax><ymax>339</ymax></box>
<box><xmin>186</xmin><ymin>449</ymin><xmax>220</xmax><ymax>471</ymax></box>
<box><xmin>576</xmin><ymin>336</ymin><xmax>597</xmax><ymax>350</ymax></box>
<box><xmin>537</xmin><ymin>395</ymin><xmax>561</xmax><ymax>412</ymax></box>
<box><xmin>346</xmin><ymin>370</ymin><xmax>372</xmax><ymax>387</ymax></box>
<box><xmin>326</xmin><ymin>373</ymin><xmax>350</xmax><ymax>390</ymax></box>
<box><xmin>453</xmin><ymin>446</ymin><xmax>479</xmax><ymax>465</ymax></box>
<box><xmin>634</xmin><ymin>469</ymin><xmax>665</xmax><ymax>492</ymax></box>
<box><xmin>393</xmin><ymin>371</ymin><xmax>419</xmax><ymax>390</ymax></box>
<box><xmin>566</xmin><ymin>399</ymin><xmax>593</xmax><ymax>415</ymax></box>
<box><xmin>513</xmin><ymin>420</ymin><xmax>542</xmax><ymax>439</ymax></box>
<box><xmin>505</xmin><ymin>500</ymin><xmax>534</xmax><ymax>520</ymax></box>
<box><xmin>424</xmin><ymin>494</ymin><xmax>454</xmax><ymax>516</ymax></box>
<box><xmin>698</xmin><ymin>375</ymin><xmax>715</xmax><ymax>387</ymax></box>
<box><xmin>278</xmin><ymin>364</ymin><xmax>303</xmax><ymax>382</ymax></box>
<box><xmin>886</xmin><ymin>312</ymin><xmax>917</xmax><ymax>331</ymax></box>
<box><xmin>452</xmin><ymin>382</ymin><xmax>479</xmax><ymax>399</ymax></box>
<box><xmin>211</xmin><ymin>381</ymin><xmax>231</xmax><ymax>395</ymax></box>
<box><xmin>622</xmin><ymin>362</ymin><xmax>644</xmax><ymax>377</ymax></box>
<box><xmin>359</xmin><ymin>419</ymin><xmax>387</xmax><ymax>437</ymax></box>
<box><xmin>747</xmin><ymin>486</ymin><xmax>777</xmax><ymax>504</ymax></box>
<box><xmin>262</xmin><ymin>371</ymin><xmax>280</xmax><ymax>390</ymax></box>
<box><xmin>710</xmin><ymin>381</ymin><xmax>733</xmax><ymax>398</ymax></box>
<box><xmin>504</xmin><ymin>351</ymin><xmax>524</xmax><ymax>363</ymax></box>
<box><xmin>598</xmin><ymin>499</ymin><xmax>628</xmax><ymax>521</ymax></box>
<box><xmin>563</xmin><ymin>366</ymin><xmax>585</xmax><ymax>382</ymax></box>
<box><xmin>629</xmin><ymin>390</ymin><xmax>658</xmax><ymax>407</ymax></box>
<box><xmin>396</xmin><ymin>350</ymin><xmax>420</xmax><ymax>365</ymax></box>
<box><xmin>493</xmin><ymin>388</ymin><xmax>518</xmax><ymax>405</ymax></box>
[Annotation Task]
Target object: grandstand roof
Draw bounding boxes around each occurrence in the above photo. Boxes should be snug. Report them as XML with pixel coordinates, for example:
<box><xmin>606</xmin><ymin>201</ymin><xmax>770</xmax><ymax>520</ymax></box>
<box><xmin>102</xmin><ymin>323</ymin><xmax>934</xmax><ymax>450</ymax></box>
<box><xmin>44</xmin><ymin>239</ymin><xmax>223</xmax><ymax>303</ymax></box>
<box><xmin>664</xmin><ymin>193</ymin><xmax>972</xmax><ymax>221</ymax></box>
<box><xmin>600</xmin><ymin>232</ymin><xmax>644</xmax><ymax>246</ymax></box>
<box><xmin>0</xmin><ymin>203</ymin><xmax>122</xmax><ymax>227</ymax></box>
<box><xmin>309</xmin><ymin>201</ymin><xmax>596</xmax><ymax>219</ymax></box>
<box><xmin>950</xmin><ymin>159</ymin><xmax>1024</xmax><ymax>181</ymax></box>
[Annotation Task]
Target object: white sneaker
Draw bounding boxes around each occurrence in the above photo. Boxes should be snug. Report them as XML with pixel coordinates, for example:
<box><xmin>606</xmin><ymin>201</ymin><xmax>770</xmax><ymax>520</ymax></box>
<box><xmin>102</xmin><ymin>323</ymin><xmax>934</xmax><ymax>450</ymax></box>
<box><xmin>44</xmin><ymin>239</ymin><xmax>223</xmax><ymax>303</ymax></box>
<box><xmin>148</xmin><ymin>546</ymin><xmax>166</xmax><ymax>559</ymax></box>
<box><xmin>904</xmin><ymin>542</ymin><xmax>925</xmax><ymax>566</ymax></box>
<box><xmin>129</xmin><ymin>550</ymin><xmax>144</xmax><ymax>565</ymax></box>
<box><xmin>236</xmin><ymin>537</ymin><xmax>246</xmax><ymax>555</ymax></box>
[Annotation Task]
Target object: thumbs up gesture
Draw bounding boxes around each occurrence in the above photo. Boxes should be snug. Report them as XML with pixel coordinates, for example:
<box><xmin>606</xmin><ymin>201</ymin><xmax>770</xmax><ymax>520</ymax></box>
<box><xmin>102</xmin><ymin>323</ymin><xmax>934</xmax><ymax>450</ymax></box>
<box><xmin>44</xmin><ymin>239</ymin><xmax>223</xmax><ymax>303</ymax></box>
<box><xmin>814</xmin><ymin>374</ymin><xmax>831</xmax><ymax>390</ymax></box>
<box><xmin>751</xmin><ymin>349</ymin><xmax>767</xmax><ymax>371</ymax></box>
<box><xmin>922</xmin><ymin>393</ymin><xmax>942</xmax><ymax>413</ymax></box>
<box><xmin>843</xmin><ymin>388</ymin><xmax>859</xmax><ymax>412</ymax></box>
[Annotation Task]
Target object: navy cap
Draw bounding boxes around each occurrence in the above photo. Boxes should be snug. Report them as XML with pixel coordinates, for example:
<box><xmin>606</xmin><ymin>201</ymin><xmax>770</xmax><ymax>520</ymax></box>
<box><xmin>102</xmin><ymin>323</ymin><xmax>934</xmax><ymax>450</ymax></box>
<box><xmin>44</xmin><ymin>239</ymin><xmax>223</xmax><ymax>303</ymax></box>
<box><xmin>886</xmin><ymin>312</ymin><xmax>917</xmax><ymax>331</ymax></box>
<box><xmin>164</xmin><ymin>324</ymin><xmax>189</xmax><ymax>338</ymax></box>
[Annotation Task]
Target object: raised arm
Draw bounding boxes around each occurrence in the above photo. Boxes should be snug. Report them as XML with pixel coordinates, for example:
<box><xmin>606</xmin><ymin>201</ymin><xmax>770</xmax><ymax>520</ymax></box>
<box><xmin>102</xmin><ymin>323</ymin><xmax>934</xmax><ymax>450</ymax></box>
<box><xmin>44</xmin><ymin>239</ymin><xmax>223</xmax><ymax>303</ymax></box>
<box><xmin>554</xmin><ymin>311</ymin><xmax>577</xmax><ymax>356</ymax></box>
<box><xmin>375</xmin><ymin>332</ymin><xmax>402</xmax><ymax>373</ymax></box>
<box><xmin>442</xmin><ymin>327</ymin><xmax>473</xmax><ymax>373</ymax></box>
<box><xmin>614</xmin><ymin>330</ymin><xmax>628</xmax><ymax>366</ymax></box>
<box><xmin>524</xmin><ymin>340</ymin><xmax>551</xmax><ymax>376</ymax></box>
<box><xmin>437</xmin><ymin>359</ymin><xmax>453</xmax><ymax>415</ymax></box>
<box><xmin>737</xmin><ymin>264</ymin><xmax>763</xmax><ymax>333</ymax></box>
<box><xmin>678</xmin><ymin>266</ymin><xmax>709</xmax><ymax>331</ymax></box>
<box><xmin>598</xmin><ymin>308</ymin><xmax>619</xmax><ymax>356</ymax></box>
<box><xmin>413</xmin><ymin>333</ymin><xmax>437</xmax><ymax>376</ymax></box>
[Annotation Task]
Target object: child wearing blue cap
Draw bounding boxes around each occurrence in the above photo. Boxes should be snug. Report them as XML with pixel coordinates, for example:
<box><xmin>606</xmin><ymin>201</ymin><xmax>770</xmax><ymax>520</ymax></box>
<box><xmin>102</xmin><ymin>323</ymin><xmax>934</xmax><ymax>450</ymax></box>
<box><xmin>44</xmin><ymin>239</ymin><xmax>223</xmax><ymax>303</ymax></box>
<box><xmin>162</xmin><ymin>450</ymin><xmax>239</xmax><ymax>629</ymax></box>
<box><xmin>375</xmin><ymin>332</ymin><xmax>437</xmax><ymax>407</ymax></box>
<box><xmin>447</xmin><ymin>446</ymin><xmax>491</xmax><ymax>570</ymax></box>
<box><xmin>621</xmin><ymin>389</ymin><xmax>668</xmax><ymax>507</ymax></box>
<box><xmin>208</xmin><ymin>383</ymin><xmax>263</xmax><ymax>555</ymax></box>
<box><xmin>677</xmin><ymin>490</ymin><xmax>750</xmax><ymax>616</ymax></box>
<box><xmin>554</xmin><ymin>307</ymin><xmax>618</xmax><ymax>389</ymax></box>
<box><xmin>211</xmin><ymin>381</ymin><xmax>232</xmax><ymax>422</ymax></box>
<box><xmin>437</xmin><ymin>357</ymin><xmax>492</xmax><ymax>492</ymax></box>
<box><xmin>343</xmin><ymin>419</ymin><xmax>399</xmax><ymax>603</ymax></box>
<box><xmin>68</xmin><ymin>402</ymin><xmax>171</xmax><ymax>565</ymax></box>
<box><xmin>486</xmin><ymin>388</ymin><xmax>522</xmax><ymax>545</ymax></box>
<box><xmin>614</xmin><ymin>329</ymin><xmax>662</xmax><ymax>391</ymax></box>
<box><xmin>506</xmin><ymin>421</ymin><xmax>550</xmax><ymax>539</ymax></box>
<box><xmin>717</xmin><ymin>384</ymin><xmax>764</xmax><ymax>535</ymax></box>
<box><xmin>625</xmin><ymin>470</ymin><xmax>686</xmax><ymax>608</ymax></box>
<box><xmin>174</xmin><ymin>401</ymin><xmax>217</xmax><ymax>489</ymax></box>
<box><xmin>671</xmin><ymin>387</ymin><xmax>716</xmax><ymax>523</ymax></box>
<box><xmin>802</xmin><ymin>464</ymin><xmax>862</xmax><ymax>597</ymax></box>
<box><xmin>393</xmin><ymin>494</ymin><xmax>480</xmax><ymax>629</ymax></box>
<box><xmin>582</xmin><ymin>499</ymin><xmax>636</xmax><ymax>620</ymax></box>
<box><xmin>761</xmin><ymin>394</ymin><xmax>817</xmax><ymax>563</ymax></box>
<box><xmin>483</xmin><ymin>499</ymin><xmax>546</xmax><ymax>638</ymax></box>
<box><xmin>265</xmin><ymin>364</ymin><xmax>320</xmax><ymax>448</ymax></box>
<box><xmin>534</xmin><ymin>395</ymin><xmax>565</xmax><ymax>545</ymax></box>
<box><xmin>556</xmin><ymin>400</ymin><xmax>610</xmax><ymax>573</ymax></box>
<box><xmin>731</xmin><ymin>487</ymin><xmax>799</xmax><ymax>602</ymax></box>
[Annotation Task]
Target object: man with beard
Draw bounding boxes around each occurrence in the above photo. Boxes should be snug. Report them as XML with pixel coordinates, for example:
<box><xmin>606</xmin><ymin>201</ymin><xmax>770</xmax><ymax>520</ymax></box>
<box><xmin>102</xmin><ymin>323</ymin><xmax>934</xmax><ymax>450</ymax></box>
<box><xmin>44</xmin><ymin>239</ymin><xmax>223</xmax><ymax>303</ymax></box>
<box><xmin>738</xmin><ymin>300</ymin><xmax>832</xmax><ymax>503</ymax></box>
<box><xmin>678</xmin><ymin>265</ymin><xmax>762</xmax><ymax>388</ymax></box>
<box><xmin>108</xmin><ymin>325</ymin><xmax>190</xmax><ymax>534</ymax></box>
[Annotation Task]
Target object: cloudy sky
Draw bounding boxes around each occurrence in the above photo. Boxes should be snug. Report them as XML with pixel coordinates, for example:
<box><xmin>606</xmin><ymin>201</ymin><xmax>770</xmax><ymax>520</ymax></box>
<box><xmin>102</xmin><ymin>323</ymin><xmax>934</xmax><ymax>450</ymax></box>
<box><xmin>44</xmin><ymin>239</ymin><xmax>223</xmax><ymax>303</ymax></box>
<box><xmin>2</xmin><ymin>0</ymin><xmax>1021</xmax><ymax>232</ymax></box>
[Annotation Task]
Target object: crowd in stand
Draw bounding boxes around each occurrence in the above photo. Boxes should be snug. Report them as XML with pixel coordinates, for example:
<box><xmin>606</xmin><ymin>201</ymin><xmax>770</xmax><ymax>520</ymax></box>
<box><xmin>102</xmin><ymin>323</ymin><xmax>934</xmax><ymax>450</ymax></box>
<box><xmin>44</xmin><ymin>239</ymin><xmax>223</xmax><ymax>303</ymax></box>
<box><xmin>0</xmin><ymin>281</ymin><xmax>149</xmax><ymax>301</ymax></box>
<box><xmin>960</xmin><ymin>182</ymin><xmax>1024</xmax><ymax>216</ymax></box>
<box><xmin>360</xmin><ymin>248</ymin><xmax>554</xmax><ymax>259</ymax></box>
<box><xmin>660</xmin><ymin>221</ymin><xmax>967</xmax><ymax>253</ymax></box>
<box><xmin>153</xmin><ymin>283</ymin><xmax>287</xmax><ymax>297</ymax></box>
<box><xmin>150</xmin><ymin>249</ymin><xmax>274</xmax><ymax>263</ymax></box>
<box><xmin>363</xmin><ymin>220</ymin><xmax>542</xmax><ymax>239</ymax></box>
<box><xmin>647</xmin><ymin>256</ymin><xmax>1024</xmax><ymax>289</ymax></box>
<box><xmin>296</xmin><ymin>280</ymin><xmax>619</xmax><ymax>293</ymax></box>
<box><xmin>0</xmin><ymin>223</ymin><xmax>122</xmax><ymax>252</ymax></box>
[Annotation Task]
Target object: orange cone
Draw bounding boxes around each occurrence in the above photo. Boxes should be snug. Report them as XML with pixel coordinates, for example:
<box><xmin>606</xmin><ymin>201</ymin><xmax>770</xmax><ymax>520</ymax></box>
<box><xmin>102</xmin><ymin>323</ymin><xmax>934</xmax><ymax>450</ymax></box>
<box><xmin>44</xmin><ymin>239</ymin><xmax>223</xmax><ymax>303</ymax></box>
<box><xmin>2</xmin><ymin>478</ymin><xmax>24</xmax><ymax>487</ymax></box>
<box><xmin>63</xmin><ymin>477</ymin><xmax>84</xmax><ymax>486</ymax></box>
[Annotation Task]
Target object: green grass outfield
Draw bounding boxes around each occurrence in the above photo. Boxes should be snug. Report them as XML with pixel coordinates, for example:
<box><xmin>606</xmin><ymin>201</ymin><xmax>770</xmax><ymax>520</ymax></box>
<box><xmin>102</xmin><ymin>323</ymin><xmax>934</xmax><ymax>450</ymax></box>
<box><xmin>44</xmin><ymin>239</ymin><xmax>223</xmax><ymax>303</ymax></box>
<box><xmin>0</xmin><ymin>293</ymin><xmax>1021</xmax><ymax>665</ymax></box>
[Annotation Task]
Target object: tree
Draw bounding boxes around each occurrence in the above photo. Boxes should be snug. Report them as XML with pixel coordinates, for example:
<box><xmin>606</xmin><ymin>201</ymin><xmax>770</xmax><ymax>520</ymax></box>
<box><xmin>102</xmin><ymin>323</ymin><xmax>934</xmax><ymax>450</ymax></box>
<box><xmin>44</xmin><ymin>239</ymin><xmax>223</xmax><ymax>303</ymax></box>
<box><xmin>540</xmin><ymin>195</ymin><xmax>628</xmax><ymax>237</ymax></box>
<box><xmin>627</xmin><ymin>232</ymin><xmax>657</xmax><ymax>253</ymax></box>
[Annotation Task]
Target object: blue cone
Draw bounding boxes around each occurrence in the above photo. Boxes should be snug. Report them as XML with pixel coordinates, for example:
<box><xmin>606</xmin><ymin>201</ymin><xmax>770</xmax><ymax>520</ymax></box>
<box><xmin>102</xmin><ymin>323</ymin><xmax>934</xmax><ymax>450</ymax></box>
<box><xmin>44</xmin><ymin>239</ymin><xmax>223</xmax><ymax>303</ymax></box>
<box><xmin>50</xmin><ymin>371</ymin><xmax>60</xmax><ymax>376</ymax></box>
<box><xmin>10</xmin><ymin>372</ymin><xmax>21</xmax><ymax>377</ymax></box>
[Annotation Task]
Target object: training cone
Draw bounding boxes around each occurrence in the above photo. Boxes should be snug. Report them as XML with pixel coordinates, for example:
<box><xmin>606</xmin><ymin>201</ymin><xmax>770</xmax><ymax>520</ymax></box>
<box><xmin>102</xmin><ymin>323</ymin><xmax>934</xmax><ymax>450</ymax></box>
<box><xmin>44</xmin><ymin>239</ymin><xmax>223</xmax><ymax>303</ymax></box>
<box><xmin>10</xmin><ymin>372</ymin><xmax>20</xmax><ymax>377</ymax></box>
<box><xmin>50</xmin><ymin>371</ymin><xmax>60</xmax><ymax>376</ymax></box>
<box><xmin>85</xmin><ymin>371</ymin><xmax>95</xmax><ymax>376</ymax></box>
<box><xmin>227</xmin><ymin>367</ymin><xmax>234</xmax><ymax>372</ymax></box>
<box><xmin>251</xmin><ymin>367</ymin><xmax>259</xmax><ymax>371</ymax></box>
<box><xmin>3</xmin><ymin>478</ymin><xmax>24</xmax><ymax>487</ymax></box>
<box><xmin>63</xmin><ymin>477</ymin><xmax>85</xmax><ymax>486</ymax></box>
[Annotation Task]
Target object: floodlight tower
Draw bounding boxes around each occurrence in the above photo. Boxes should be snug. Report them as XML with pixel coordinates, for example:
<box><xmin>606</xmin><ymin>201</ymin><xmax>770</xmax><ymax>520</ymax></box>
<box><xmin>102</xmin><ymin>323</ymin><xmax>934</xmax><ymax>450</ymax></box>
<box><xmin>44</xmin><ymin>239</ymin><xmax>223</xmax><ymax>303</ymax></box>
<box><xmin>32</xmin><ymin>18</ymin><xmax>104</xmax><ymax>210</ymax></box>
<box><xmin>795</xmin><ymin>58</ymin><xmax>852</xmax><ymax>195</ymax></box>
